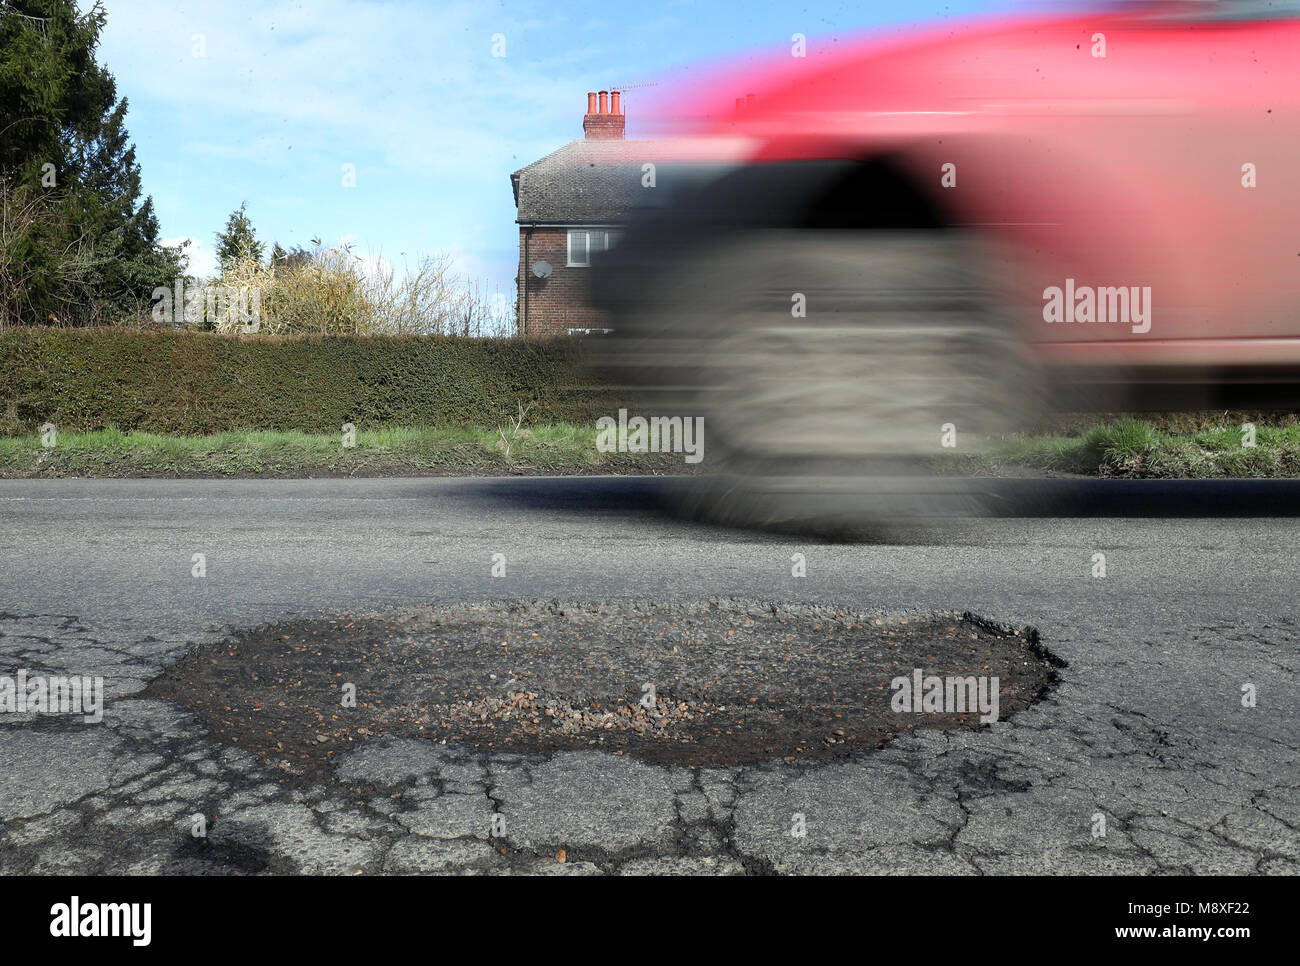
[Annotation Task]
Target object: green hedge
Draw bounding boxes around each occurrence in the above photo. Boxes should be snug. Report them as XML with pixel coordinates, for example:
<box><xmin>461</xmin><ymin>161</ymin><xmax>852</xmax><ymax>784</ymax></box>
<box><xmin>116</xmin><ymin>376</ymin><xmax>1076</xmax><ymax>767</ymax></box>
<box><xmin>0</xmin><ymin>328</ymin><xmax>618</xmax><ymax>435</ymax></box>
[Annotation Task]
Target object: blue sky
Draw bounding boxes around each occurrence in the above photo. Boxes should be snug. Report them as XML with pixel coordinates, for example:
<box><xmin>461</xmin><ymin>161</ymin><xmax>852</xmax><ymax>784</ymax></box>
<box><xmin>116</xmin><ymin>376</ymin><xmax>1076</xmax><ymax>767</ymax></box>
<box><xmin>90</xmin><ymin>0</ymin><xmax>1049</xmax><ymax>293</ymax></box>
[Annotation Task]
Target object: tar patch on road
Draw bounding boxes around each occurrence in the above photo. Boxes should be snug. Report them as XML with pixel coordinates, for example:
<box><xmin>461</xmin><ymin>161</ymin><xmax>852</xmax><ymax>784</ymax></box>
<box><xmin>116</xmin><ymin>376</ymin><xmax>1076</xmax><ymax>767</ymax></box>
<box><xmin>145</xmin><ymin>600</ymin><xmax>1063</xmax><ymax>773</ymax></box>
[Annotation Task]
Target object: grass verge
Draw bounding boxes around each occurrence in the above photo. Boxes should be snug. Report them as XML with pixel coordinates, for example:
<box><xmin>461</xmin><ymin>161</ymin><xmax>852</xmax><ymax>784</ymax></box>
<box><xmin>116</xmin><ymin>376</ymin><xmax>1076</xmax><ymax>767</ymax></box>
<box><xmin>957</xmin><ymin>417</ymin><xmax>1300</xmax><ymax>479</ymax></box>
<box><xmin>0</xmin><ymin>424</ymin><xmax>689</xmax><ymax>478</ymax></box>
<box><xmin>2</xmin><ymin>416</ymin><xmax>1298</xmax><ymax>479</ymax></box>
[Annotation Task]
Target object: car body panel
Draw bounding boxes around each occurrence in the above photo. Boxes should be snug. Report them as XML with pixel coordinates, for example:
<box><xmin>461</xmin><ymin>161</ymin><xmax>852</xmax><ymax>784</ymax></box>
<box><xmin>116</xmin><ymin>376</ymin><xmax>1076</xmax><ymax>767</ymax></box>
<box><xmin>632</xmin><ymin>6</ymin><xmax>1300</xmax><ymax>375</ymax></box>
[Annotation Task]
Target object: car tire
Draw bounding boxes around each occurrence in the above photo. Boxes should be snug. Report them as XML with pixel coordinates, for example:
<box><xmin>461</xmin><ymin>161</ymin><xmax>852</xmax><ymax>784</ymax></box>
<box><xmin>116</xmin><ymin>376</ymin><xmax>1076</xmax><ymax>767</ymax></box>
<box><xmin>610</xmin><ymin>228</ymin><xmax>1045</xmax><ymax>531</ymax></box>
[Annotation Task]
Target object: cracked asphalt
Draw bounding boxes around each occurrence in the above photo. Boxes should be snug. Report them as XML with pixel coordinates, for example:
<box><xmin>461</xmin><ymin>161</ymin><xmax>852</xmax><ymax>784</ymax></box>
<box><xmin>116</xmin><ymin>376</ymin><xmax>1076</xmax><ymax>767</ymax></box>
<box><xmin>0</xmin><ymin>476</ymin><xmax>1296</xmax><ymax>875</ymax></box>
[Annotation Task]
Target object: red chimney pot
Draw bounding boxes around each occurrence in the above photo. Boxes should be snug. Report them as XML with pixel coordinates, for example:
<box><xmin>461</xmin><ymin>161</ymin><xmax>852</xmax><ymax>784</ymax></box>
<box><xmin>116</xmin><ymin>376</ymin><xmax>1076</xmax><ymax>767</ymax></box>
<box><xmin>583</xmin><ymin>89</ymin><xmax>625</xmax><ymax>139</ymax></box>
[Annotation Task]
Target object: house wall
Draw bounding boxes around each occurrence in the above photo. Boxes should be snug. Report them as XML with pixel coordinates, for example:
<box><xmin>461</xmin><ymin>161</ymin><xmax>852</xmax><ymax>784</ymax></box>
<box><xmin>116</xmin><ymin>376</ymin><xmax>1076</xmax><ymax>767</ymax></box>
<box><xmin>516</xmin><ymin>226</ymin><xmax>613</xmax><ymax>337</ymax></box>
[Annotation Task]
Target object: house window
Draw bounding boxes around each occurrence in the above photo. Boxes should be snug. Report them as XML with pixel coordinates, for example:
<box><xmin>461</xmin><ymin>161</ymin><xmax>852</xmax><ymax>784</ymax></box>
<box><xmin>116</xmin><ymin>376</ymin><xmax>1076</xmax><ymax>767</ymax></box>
<box><xmin>567</xmin><ymin>230</ymin><xmax>590</xmax><ymax>267</ymax></box>
<box><xmin>567</xmin><ymin>229</ymin><xmax>620</xmax><ymax>267</ymax></box>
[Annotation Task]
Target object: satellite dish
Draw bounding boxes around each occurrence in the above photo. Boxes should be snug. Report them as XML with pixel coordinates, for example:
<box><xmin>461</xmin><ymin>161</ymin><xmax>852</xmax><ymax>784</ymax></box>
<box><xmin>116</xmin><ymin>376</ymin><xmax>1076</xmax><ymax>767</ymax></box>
<box><xmin>532</xmin><ymin>260</ymin><xmax>552</xmax><ymax>278</ymax></box>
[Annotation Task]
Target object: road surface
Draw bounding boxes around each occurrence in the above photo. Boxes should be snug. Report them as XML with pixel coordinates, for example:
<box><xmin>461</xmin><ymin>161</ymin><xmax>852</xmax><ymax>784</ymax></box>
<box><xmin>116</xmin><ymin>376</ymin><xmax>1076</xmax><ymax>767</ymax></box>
<box><xmin>0</xmin><ymin>477</ymin><xmax>1296</xmax><ymax>874</ymax></box>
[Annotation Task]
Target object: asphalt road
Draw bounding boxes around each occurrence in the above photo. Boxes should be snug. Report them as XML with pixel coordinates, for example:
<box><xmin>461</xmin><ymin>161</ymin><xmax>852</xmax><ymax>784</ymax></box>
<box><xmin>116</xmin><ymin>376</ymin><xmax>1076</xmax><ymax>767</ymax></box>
<box><xmin>0</xmin><ymin>476</ymin><xmax>1296</xmax><ymax>874</ymax></box>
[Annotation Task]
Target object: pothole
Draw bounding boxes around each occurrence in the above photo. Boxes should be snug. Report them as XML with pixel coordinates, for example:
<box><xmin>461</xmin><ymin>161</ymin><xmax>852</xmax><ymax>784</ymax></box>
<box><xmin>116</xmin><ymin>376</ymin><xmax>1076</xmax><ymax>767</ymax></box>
<box><xmin>145</xmin><ymin>599</ymin><xmax>1064</xmax><ymax>772</ymax></box>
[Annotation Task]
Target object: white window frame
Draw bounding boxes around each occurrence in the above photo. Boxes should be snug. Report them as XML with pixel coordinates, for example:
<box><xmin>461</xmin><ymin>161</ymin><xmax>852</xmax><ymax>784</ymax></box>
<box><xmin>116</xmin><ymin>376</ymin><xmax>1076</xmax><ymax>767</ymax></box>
<box><xmin>566</xmin><ymin>228</ymin><xmax>621</xmax><ymax>268</ymax></box>
<box><xmin>567</xmin><ymin>230</ymin><xmax>592</xmax><ymax>267</ymax></box>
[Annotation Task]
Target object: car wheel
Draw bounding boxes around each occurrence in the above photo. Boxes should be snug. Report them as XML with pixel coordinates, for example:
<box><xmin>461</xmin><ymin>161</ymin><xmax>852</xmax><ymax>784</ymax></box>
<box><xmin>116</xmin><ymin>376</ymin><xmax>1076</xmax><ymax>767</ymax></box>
<box><xmin>613</xmin><ymin>228</ymin><xmax>1044</xmax><ymax>531</ymax></box>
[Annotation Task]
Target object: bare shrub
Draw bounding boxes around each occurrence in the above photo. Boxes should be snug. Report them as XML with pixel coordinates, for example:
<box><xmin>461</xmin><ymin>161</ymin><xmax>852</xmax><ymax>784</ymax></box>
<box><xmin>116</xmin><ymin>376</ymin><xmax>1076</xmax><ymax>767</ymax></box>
<box><xmin>203</xmin><ymin>244</ymin><xmax>515</xmax><ymax>336</ymax></box>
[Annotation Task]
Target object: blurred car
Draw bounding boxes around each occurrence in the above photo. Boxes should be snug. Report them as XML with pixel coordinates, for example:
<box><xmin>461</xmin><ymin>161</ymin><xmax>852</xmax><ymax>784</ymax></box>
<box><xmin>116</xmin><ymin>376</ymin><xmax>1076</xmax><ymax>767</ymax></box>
<box><xmin>593</xmin><ymin>1</ymin><xmax>1300</xmax><ymax>527</ymax></box>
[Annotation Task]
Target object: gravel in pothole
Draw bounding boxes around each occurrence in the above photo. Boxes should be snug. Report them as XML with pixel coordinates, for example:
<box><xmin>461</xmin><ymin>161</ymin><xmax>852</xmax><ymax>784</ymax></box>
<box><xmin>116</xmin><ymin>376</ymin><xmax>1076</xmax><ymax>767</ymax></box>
<box><xmin>145</xmin><ymin>600</ymin><xmax>1063</xmax><ymax>773</ymax></box>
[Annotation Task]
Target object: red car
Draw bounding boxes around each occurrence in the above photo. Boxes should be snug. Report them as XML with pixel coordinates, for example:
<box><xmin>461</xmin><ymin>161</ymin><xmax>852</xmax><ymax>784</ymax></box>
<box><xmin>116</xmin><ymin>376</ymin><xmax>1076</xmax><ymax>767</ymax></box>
<box><xmin>594</xmin><ymin>2</ymin><xmax>1300</xmax><ymax>525</ymax></box>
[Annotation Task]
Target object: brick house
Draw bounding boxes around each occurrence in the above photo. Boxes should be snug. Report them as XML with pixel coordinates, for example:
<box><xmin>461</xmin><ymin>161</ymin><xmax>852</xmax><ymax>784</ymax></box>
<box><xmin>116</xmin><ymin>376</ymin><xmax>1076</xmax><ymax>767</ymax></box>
<box><xmin>511</xmin><ymin>90</ymin><xmax>658</xmax><ymax>336</ymax></box>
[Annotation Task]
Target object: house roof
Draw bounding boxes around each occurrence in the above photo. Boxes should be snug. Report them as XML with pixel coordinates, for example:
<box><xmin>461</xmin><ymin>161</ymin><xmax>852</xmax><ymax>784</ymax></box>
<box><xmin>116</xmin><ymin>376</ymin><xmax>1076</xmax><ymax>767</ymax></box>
<box><xmin>511</xmin><ymin>139</ymin><xmax>664</xmax><ymax>224</ymax></box>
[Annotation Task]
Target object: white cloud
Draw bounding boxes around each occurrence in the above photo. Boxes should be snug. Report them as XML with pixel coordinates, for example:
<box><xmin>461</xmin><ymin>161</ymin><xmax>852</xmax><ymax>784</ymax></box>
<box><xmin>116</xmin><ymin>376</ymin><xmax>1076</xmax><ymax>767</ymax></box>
<box><xmin>94</xmin><ymin>0</ymin><xmax>605</xmax><ymax>182</ymax></box>
<box><xmin>163</xmin><ymin>236</ymin><xmax>218</xmax><ymax>280</ymax></box>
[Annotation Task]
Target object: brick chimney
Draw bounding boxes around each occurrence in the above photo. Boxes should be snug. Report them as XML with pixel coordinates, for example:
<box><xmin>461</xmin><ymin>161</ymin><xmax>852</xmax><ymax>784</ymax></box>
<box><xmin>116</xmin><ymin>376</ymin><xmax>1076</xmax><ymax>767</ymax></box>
<box><xmin>583</xmin><ymin>89</ymin><xmax>625</xmax><ymax>140</ymax></box>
